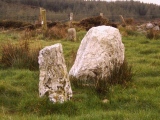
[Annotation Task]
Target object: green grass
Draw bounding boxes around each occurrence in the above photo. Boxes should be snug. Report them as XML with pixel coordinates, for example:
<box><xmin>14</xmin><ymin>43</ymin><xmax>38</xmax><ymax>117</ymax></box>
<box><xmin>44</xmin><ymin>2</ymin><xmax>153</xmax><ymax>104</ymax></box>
<box><xmin>0</xmin><ymin>31</ymin><xmax>160</xmax><ymax>119</ymax></box>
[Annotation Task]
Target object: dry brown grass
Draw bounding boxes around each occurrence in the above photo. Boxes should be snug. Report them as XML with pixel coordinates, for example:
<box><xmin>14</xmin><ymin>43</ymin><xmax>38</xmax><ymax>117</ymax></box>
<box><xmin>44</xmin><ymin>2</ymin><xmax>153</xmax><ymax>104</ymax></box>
<box><xmin>125</xmin><ymin>18</ymin><xmax>134</xmax><ymax>25</ymax></box>
<box><xmin>1</xmin><ymin>40</ymin><xmax>41</xmax><ymax>70</ymax></box>
<box><xmin>44</xmin><ymin>26</ymin><xmax>67</xmax><ymax>39</ymax></box>
<box><xmin>146</xmin><ymin>29</ymin><xmax>160</xmax><ymax>40</ymax></box>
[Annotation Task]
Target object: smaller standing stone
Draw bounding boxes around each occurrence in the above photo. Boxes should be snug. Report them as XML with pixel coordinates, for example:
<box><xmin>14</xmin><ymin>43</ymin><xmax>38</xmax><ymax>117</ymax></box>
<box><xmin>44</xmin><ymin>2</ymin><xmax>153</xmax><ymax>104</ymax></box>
<box><xmin>146</xmin><ymin>22</ymin><xmax>153</xmax><ymax>29</ymax></box>
<box><xmin>153</xmin><ymin>25</ymin><xmax>160</xmax><ymax>31</ymax></box>
<box><xmin>68</xmin><ymin>28</ymin><xmax>76</xmax><ymax>41</ymax></box>
<box><xmin>38</xmin><ymin>43</ymin><xmax>72</xmax><ymax>103</ymax></box>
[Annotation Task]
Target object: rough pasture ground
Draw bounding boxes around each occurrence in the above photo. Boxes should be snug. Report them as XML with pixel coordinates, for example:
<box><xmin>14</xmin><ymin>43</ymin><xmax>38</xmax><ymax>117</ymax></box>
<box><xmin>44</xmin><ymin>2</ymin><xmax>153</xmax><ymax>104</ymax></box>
<box><xmin>0</xmin><ymin>31</ymin><xmax>160</xmax><ymax>120</ymax></box>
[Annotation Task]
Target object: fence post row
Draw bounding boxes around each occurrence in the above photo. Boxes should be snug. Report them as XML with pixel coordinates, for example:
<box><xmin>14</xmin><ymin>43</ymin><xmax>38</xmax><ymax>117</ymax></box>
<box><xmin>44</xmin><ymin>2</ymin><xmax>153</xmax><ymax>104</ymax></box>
<box><xmin>40</xmin><ymin>7</ymin><xmax>47</xmax><ymax>31</ymax></box>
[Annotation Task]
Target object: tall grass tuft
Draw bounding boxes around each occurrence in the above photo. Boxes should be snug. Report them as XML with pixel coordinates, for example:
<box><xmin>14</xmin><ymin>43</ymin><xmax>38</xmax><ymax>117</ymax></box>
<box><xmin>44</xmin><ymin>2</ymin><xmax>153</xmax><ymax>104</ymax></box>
<box><xmin>28</xmin><ymin>47</ymin><xmax>41</xmax><ymax>70</ymax></box>
<box><xmin>1</xmin><ymin>40</ymin><xmax>29</xmax><ymax>68</ymax></box>
<box><xmin>1</xmin><ymin>40</ymin><xmax>41</xmax><ymax>70</ymax></box>
<box><xmin>21</xmin><ymin>29</ymin><xmax>38</xmax><ymax>40</ymax></box>
<box><xmin>108</xmin><ymin>59</ymin><xmax>133</xmax><ymax>85</ymax></box>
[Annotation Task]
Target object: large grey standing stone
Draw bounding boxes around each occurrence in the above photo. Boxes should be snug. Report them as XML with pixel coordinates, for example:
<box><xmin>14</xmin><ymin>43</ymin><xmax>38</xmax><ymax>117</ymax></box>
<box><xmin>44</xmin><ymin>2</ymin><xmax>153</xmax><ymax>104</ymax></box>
<box><xmin>38</xmin><ymin>43</ymin><xmax>72</xmax><ymax>103</ymax></box>
<box><xmin>69</xmin><ymin>26</ymin><xmax>125</xmax><ymax>80</ymax></box>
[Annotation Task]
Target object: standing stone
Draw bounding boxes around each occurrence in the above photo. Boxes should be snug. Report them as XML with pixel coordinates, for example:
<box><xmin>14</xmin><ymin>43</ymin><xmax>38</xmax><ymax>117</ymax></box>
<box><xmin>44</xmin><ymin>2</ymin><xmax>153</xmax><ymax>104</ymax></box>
<box><xmin>38</xmin><ymin>43</ymin><xmax>72</xmax><ymax>103</ymax></box>
<box><xmin>146</xmin><ymin>22</ymin><xmax>153</xmax><ymax>29</ymax></box>
<box><xmin>68</xmin><ymin>28</ymin><xmax>76</xmax><ymax>41</ymax></box>
<box><xmin>69</xmin><ymin>26</ymin><xmax>125</xmax><ymax>80</ymax></box>
<box><xmin>153</xmin><ymin>25</ymin><xmax>160</xmax><ymax>31</ymax></box>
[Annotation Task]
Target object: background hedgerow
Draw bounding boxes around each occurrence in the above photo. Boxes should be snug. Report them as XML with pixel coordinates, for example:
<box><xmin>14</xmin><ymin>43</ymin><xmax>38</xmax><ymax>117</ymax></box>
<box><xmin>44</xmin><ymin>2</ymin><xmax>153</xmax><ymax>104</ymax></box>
<box><xmin>0</xmin><ymin>20</ymin><xmax>34</xmax><ymax>29</ymax></box>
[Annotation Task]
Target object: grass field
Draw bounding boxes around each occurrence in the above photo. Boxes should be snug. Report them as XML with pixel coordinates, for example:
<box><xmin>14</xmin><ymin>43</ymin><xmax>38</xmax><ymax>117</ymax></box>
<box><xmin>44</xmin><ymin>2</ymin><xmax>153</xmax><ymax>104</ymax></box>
<box><xmin>0</xmin><ymin>29</ymin><xmax>160</xmax><ymax>120</ymax></box>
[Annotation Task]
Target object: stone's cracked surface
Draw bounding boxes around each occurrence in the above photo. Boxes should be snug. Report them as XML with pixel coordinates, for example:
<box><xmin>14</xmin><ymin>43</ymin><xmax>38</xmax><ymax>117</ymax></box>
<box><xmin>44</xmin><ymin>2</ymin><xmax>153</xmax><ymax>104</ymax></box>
<box><xmin>38</xmin><ymin>43</ymin><xmax>72</xmax><ymax>103</ymax></box>
<box><xmin>69</xmin><ymin>26</ymin><xmax>125</xmax><ymax>80</ymax></box>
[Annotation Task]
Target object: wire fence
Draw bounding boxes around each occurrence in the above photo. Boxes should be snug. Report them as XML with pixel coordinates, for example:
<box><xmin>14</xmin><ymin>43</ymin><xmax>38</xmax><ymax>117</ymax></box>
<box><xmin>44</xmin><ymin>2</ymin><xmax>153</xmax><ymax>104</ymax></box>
<box><xmin>0</xmin><ymin>13</ymin><xmax>160</xmax><ymax>24</ymax></box>
<box><xmin>0</xmin><ymin>13</ymin><xmax>160</xmax><ymax>37</ymax></box>
<box><xmin>1</xmin><ymin>0</ymin><xmax>160</xmax><ymax>24</ymax></box>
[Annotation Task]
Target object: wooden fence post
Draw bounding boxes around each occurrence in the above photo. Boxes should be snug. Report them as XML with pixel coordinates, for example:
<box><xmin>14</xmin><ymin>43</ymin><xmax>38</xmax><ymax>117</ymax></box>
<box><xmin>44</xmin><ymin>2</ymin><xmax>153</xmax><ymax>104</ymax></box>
<box><xmin>40</xmin><ymin>8</ymin><xmax>42</xmax><ymax>22</ymax></box>
<box><xmin>100</xmin><ymin>13</ymin><xmax>103</xmax><ymax>18</ymax></box>
<box><xmin>119</xmin><ymin>15</ymin><xmax>126</xmax><ymax>26</ymax></box>
<box><xmin>40</xmin><ymin>8</ymin><xmax>47</xmax><ymax>31</ymax></box>
<box><xmin>69</xmin><ymin>12</ymin><xmax>73</xmax><ymax>28</ymax></box>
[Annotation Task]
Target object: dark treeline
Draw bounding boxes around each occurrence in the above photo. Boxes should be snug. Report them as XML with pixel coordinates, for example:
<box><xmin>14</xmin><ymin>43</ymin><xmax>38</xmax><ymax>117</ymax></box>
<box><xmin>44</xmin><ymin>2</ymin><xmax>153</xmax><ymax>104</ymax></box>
<box><xmin>1</xmin><ymin>0</ymin><xmax>160</xmax><ymax>22</ymax></box>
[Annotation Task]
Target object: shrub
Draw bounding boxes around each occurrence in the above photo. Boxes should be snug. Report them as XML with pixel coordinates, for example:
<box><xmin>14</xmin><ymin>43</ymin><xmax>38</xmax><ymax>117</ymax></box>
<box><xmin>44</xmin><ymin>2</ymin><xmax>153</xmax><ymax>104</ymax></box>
<box><xmin>125</xmin><ymin>26</ymin><xmax>139</xmax><ymax>36</ymax></box>
<box><xmin>21</xmin><ymin>23</ymin><xmax>67</xmax><ymax>40</ymax></box>
<box><xmin>44</xmin><ymin>26</ymin><xmax>67</xmax><ymax>39</ymax></box>
<box><xmin>79</xmin><ymin>16</ymin><xmax>109</xmax><ymax>30</ymax></box>
<box><xmin>1</xmin><ymin>40</ymin><xmax>41</xmax><ymax>70</ymax></box>
<box><xmin>146</xmin><ymin>29</ymin><xmax>160</xmax><ymax>40</ymax></box>
<box><xmin>125</xmin><ymin>18</ymin><xmax>134</xmax><ymax>25</ymax></box>
<box><xmin>0</xmin><ymin>20</ymin><xmax>34</xmax><ymax>29</ymax></box>
<box><xmin>21</xmin><ymin>29</ymin><xmax>38</xmax><ymax>40</ymax></box>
